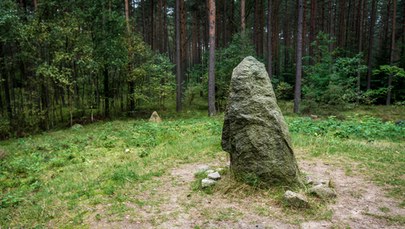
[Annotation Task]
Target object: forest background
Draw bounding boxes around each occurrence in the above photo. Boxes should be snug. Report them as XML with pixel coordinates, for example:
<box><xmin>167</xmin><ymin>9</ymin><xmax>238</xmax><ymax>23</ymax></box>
<box><xmin>0</xmin><ymin>0</ymin><xmax>404</xmax><ymax>138</ymax></box>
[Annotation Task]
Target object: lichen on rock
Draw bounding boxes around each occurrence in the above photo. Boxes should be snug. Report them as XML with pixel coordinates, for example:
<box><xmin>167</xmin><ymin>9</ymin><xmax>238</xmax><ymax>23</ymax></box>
<box><xmin>222</xmin><ymin>56</ymin><xmax>301</xmax><ymax>186</ymax></box>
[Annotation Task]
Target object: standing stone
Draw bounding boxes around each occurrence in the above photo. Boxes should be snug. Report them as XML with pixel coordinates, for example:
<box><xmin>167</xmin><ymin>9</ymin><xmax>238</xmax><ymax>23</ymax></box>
<box><xmin>222</xmin><ymin>56</ymin><xmax>300</xmax><ymax>186</ymax></box>
<box><xmin>149</xmin><ymin>111</ymin><xmax>162</xmax><ymax>123</ymax></box>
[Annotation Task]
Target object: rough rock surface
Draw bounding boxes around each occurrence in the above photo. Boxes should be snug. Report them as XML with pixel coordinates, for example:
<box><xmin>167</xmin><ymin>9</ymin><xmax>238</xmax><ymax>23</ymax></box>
<box><xmin>283</xmin><ymin>190</ymin><xmax>309</xmax><ymax>208</ymax></box>
<box><xmin>149</xmin><ymin>111</ymin><xmax>162</xmax><ymax>123</ymax></box>
<box><xmin>207</xmin><ymin>172</ymin><xmax>221</xmax><ymax>180</ymax></box>
<box><xmin>222</xmin><ymin>56</ymin><xmax>300</xmax><ymax>185</ymax></box>
<box><xmin>309</xmin><ymin>184</ymin><xmax>337</xmax><ymax>199</ymax></box>
<box><xmin>201</xmin><ymin>178</ymin><xmax>216</xmax><ymax>188</ymax></box>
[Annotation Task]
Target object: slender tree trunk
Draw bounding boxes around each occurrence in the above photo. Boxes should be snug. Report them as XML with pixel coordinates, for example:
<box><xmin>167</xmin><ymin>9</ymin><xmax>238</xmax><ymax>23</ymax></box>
<box><xmin>294</xmin><ymin>0</ymin><xmax>303</xmax><ymax>114</ymax></box>
<box><xmin>208</xmin><ymin>0</ymin><xmax>216</xmax><ymax>116</ymax></box>
<box><xmin>387</xmin><ymin>0</ymin><xmax>396</xmax><ymax>105</ymax></box>
<box><xmin>309</xmin><ymin>0</ymin><xmax>316</xmax><ymax>64</ymax></box>
<box><xmin>125</xmin><ymin>0</ymin><xmax>130</xmax><ymax>32</ymax></box>
<box><xmin>150</xmin><ymin>0</ymin><xmax>155</xmax><ymax>50</ymax></box>
<box><xmin>367</xmin><ymin>0</ymin><xmax>377</xmax><ymax>90</ymax></box>
<box><xmin>103</xmin><ymin>67</ymin><xmax>109</xmax><ymax>117</ymax></box>
<box><xmin>241</xmin><ymin>0</ymin><xmax>246</xmax><ymax>33</ymax></box>
<box><xmin>267</xmin><ymin>0</ymin><xmax>272</xmax><ymax>78</ymax></box>
<box><xmin>175</xmin><ymin>0</ymin><xmax>182</xmax><ymax>112</ymax></box>
<box><xmin>357</xmin><ymin>0</ymin><xmax>365</xmax><ymax>103</ymax></box>
<box><xmin>273</xmin><ymin>0</ymin><xmax>280</xmax><ymax>76</ymax></box>
<box><xmin>163</xmin><ymin>0</ymin><xmax>168</xmax><ymax>53</ymax></box>
<box><xmin>180</xmin><ymin>0</ymin><xmax>187</xmax><ymax>80</ymax></box>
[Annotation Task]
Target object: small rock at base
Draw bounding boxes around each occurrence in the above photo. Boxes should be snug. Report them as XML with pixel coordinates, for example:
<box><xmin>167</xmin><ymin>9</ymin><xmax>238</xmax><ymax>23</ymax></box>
<box><xmin>207</xmin><ymin>172</ymin><xmax>221</xmax><ymax>180</ymax></box>
<box><xmin>201</xmin><ymin>178</ymin><xmax>216</xmax><ymax>188</ymax></box>
<box><xmin>309</xmin><ymin>185</ymin><xmax>337</xmax><ymax>199</ymax></box>
<box><xmin>196</xmin><ymin>165</ymin><xmax>210</xmax><ymax>173</ymax></box>
<box><xmin>283</xmin><ymin>190</ymin><xmax>310</xmax><ymax>208</ymax></box>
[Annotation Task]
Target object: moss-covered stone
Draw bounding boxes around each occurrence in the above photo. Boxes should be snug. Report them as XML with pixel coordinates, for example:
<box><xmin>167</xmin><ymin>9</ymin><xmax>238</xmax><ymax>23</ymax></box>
<box><xmin>222</xmin><ymin>56</ymin><xmax>300</xmax><ymax>186</ymax></box>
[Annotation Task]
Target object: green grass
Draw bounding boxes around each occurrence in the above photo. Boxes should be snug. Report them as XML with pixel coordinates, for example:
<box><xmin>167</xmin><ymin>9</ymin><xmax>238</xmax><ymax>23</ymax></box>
<box><xmin>0</xmin><ymin>104</ymin><xmax>404</xmax><ymax>227</ymax></box>
<box><xmin>0</xmin><ymin>116</ymin><xmax>224</xmax><ymax>227</ymax></box>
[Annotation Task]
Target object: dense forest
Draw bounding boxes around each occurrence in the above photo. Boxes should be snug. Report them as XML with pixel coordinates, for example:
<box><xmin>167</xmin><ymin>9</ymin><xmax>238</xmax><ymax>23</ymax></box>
<box><xmin>0</xmin><ymin>0</ymin><xmax>404</xmax><ymax>137</ymax></box>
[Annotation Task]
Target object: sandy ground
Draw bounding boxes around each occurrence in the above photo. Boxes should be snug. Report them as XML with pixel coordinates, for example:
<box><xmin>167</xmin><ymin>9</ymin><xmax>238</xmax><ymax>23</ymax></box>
<box><xmin>90</xmin><ymin>159</ymin><xmax>404</xmax><ymax>229</ymax></box>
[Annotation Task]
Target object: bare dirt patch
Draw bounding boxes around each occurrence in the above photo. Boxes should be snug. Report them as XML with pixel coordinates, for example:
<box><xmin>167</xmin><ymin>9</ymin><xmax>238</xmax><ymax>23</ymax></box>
<box><xmin>300</xmin><ymin>160</ymin><xmax>405</xmax><ymax>229</ymax></box>
<box><xmin>89</xmin><ymin>159</ymin><xmax>404</xmax><ymax>228</ymax></box>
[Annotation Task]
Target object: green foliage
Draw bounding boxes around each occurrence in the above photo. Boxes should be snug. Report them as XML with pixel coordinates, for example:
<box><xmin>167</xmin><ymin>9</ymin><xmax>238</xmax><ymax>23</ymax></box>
<box><xmin>360</xmin><ymin>88</ymin><xmax>389</xmax><ymax>105</ymax></box>
<box><xmin>303</xmin><ymin>33</ymin><xmax>367</xmax><ymax>111</ymax></box>
<box><xmin>288</xmin><ymin>116</ymin><xmax>404</xmax><ymax>141</ymax></box>
<box><xmin>373</xmin><ymin>65</ymin><xmax>405</xmax><ymax>79</ymax></box>
<box><xmin>274</xmin><ymin>81</ymin><xmax>294</xmax><ymax>100</ymax></box>
<box><xmin>130</xmin><ymin>51</ymin><xmax>175</xmax><ymax>109</ymax></box>
<box><xmin>187</xmin><ymin>33</ymin><xmax>257</xmax><ymax>109</ymax></box>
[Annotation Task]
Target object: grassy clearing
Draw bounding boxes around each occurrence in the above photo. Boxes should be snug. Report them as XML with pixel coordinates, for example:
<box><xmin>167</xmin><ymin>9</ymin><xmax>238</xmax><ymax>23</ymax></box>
<box><xmin>0</xmin><ymin>116</ymin><xmax>223</xmax><ymax>227</ymax></box>
<box><xmin>0</xmin><ymin>105</ymin><xmax>404</xmax><ymax>227</ymax></box>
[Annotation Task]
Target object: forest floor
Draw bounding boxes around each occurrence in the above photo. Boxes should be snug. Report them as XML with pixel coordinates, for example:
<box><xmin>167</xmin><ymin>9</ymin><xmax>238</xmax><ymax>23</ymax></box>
<box><xmin>0</xmin><ymin>104</ymin><xmax>404</xmax><ymax>228</ymax></box>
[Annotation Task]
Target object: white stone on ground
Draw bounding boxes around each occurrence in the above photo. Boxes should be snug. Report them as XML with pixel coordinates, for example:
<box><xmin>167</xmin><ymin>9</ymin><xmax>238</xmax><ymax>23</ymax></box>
<box><xmin>201</xmin><ymin>178</ymin><xmax>216</xmax><ymax>188</ymax></box>
<box><xmin>207</xmin><ymin>172</ymin><xmax>221</xmax><ymax>180</ymax></box>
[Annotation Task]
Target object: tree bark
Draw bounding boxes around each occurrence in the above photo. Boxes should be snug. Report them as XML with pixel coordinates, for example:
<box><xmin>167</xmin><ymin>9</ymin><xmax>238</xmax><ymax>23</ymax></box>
<box><xmin>357</xmin><ymin>0</ymin><xmax>365</xmax><ymax>103</ymax></box>
<box><xmin>294</xmin><ymin>0</ymin><xmax>303</xmax><ymax>114</ymax></box>
<box><xmin>103</xmin><ymin>67</ymin><xmax>110</xmax><ymax>117</ymax></box>
<box><xmin>366</xmin><ymin>0</ymin><xmax>377</xmax><ymax>90</ymax></box>
<box><xmin>387</xmin><ymin>0</ymin><xmax>396</xmax><ymax>105</ymax></box>
<box><xmin>176</xmin><ymin>0</ymin><xmax>182</xmax><ymax>112</ymax></box>
<box><xmin>241</xmin><ymin>0</ymin><xmax>246</xmax><ymax>33</ymax></box>
<box><xmin>267</xmin><ymin>0</ymin><xmax>272</xmax><ymax>78</ymax></box>
<box><xmin>125</xmin><ymin>0</ymin><xmax>130</xmax><ymax>33</ymax></box>
<box><xmin>208</xmin><ymin>0</ymin><xmax>216</xmax><ymax>116</ymax></box>
<box><xmin>309</xmin><ymin>0</ymin><xmax>316</xmax><ymax>64</ymax></box>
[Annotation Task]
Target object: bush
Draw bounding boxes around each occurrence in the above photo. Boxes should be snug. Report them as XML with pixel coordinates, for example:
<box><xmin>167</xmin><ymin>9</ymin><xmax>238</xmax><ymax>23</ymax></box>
<box><xmin>303</xmin><ymin>33</ymin><xmax>367</xmax><ymax>111</ymax></box>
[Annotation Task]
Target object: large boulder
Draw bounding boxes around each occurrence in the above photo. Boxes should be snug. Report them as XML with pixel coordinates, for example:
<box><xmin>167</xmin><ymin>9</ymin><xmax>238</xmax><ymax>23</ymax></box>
<box><xmin>222</xmin><ymin>56</ymin><xmax>300</xmax><ymax>186</ymax></box>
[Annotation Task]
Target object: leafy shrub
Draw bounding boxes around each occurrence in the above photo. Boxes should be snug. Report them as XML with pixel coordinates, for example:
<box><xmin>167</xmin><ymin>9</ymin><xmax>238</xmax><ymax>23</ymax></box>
<box><xmin>275</xmin><ymin>82</ymin><xmax>294</xmax><ymax>100</ymax></box>
<box><xmin>303</xmin><ymin>33</ymin><xmax>367</xmax><ymax>111</ymax></box>
<box><xmin>288</xmin><ymin>116</ymin><xmax>405</xmax><ymax>141</ymax></box>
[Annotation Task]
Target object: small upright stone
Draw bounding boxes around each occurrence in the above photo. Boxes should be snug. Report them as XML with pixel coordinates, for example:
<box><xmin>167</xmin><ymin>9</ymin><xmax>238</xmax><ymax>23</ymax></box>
<box><xmin>222</xmin><ymin>56</ymin><xmax>300</xmax><ymax>186</ymax></box>
<box><xmin>71</xmin><ymin>124</ymin><xmax>83</xmax><ymax>130</ymax></box>
<box><xmin>207</xmin><ymin>172</ymin><xmax>221</xmax><ymax>180</ymax></box>
<box><xmin>149</xmin><ymin>111</ymin><xmax>162</xmax><ymax>123</ymax></box>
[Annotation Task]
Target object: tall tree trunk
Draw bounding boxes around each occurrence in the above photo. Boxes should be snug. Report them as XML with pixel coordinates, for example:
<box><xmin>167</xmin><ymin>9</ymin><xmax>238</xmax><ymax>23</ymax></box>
<box><xmin>387</xmin><ymin>0</ymin><xmax>396</xmax><ymax>105</ymax></box>
<box><xmin>254</xmin><ymin>0</ymin><xmax>264</xmax><ymax>56</ymax></box>
<box><xmin>103</xmin><ymin>67</ymin><xmax>110</xmax><ymax>117</ymax></box>
<box><xmin>241</xmin><ymin>0</ymin><xmax>246</xmax><ymax>33</ymax></box>
<box><xmin>175</xmin><ymin>0</ymin><xmax>182</xmax><ymax>112</ymax></box>
<box><xmin>267</xmin><ymin>0</ymin><xmax>272</xmax><ymax>78</ymax></box>
<box><xmin>125</xmin><ymin>0</ymin><xmax>130</xmax><ymax>33</ymax></box>
<box><xmin>163</xmin><ymin>0</ymin><xmax>168</xmax><ymax>53</ymax></box>
<box><xmin>272</xmin><ymin>0</ymin><xmax>280</xmax><ymax>76</ymax></box>
<box><xmin>180</xmin><ymin>0</ymin><xmax>187</xmax><ymax>79</ymax></box>
<box><xmin>208</xmin><ymin>0</ymin><xmax>216</xmax><ymax>116</ymax></box>
<box><xmin>294</xmin><ymin>0</ymin><xmax>303</xmax><ymax>114</ymax></box>
<box><xmin>367</xmin><ymin>0</ymin><xmax>377</xmax><ymax>90</ymax></box>
<box><xmin>338</xmin><ymin>0</ymin><xmax>347</xmax><ymax>47</ymax></box>
<box><xmin>309</xmin><ymin>0</ymin><xmax>316</xmax><ymax>64</ymax></box>
<box><xmin>150</xmin><ymin>0</ymin><xmax>155</xmax><ymax>50</ymax></box>
<box><xmin>192</xmin><ymin>10</ymin><xmax>198</xmax><ymax>65</ymax></box>
<box><xmin>357</xmin><ymin>0</ymin><xmax>365</xmax><ymax>103</ymax></box>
